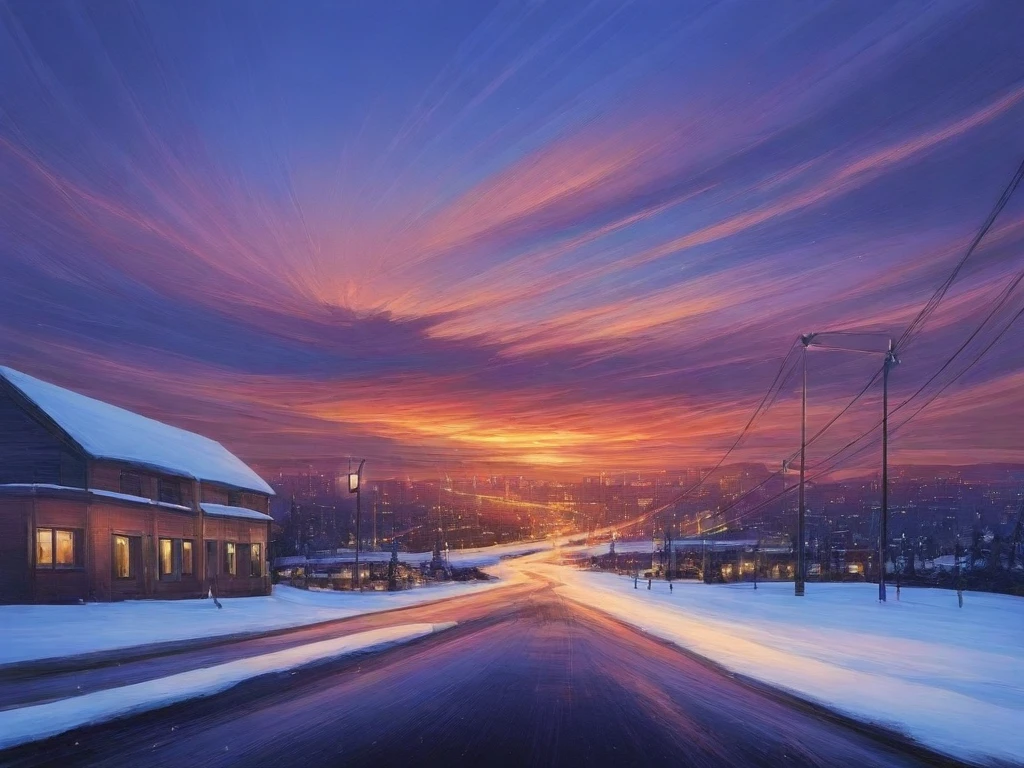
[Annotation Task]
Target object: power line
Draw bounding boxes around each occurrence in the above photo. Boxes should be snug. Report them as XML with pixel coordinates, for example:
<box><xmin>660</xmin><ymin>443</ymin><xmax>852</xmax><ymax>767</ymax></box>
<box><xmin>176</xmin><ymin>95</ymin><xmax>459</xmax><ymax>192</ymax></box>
<box><xmin>898</xmin><ymin>156</ymin><xmax>1024</xmax><ymax>352</ymax></box>
<box><xmin>703</xmin><ymin>283</ymin><xmax>1024</xmax><ymax>535</ymax></box>
<box><xmin>892</xmin><ymin>266</ymin><xmax>1024</xmax><ymax>422</ymax></box>
<box><xmin>592</xmin><ymin>340</ymin><xmax>800</xmax><ymax>536</ymax></box>
<box><xmin>619</xmin><ymin>156</ymin><xmax>1024</xmax><ymax>539</ymax></box>
<box><xmin>703</xmin><ymin>156</ymin><xmax>1024</xmax><ymax>535</ymax></box>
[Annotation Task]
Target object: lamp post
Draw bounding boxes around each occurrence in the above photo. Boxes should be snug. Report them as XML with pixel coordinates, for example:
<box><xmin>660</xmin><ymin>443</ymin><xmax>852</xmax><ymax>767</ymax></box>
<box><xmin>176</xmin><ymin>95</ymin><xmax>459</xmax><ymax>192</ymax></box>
<box><xmin>800</xmin><ymin>332</ymin><xmax>897</xmax><ymax>602</ymax></box>
<box><xmin>348</xmin><ymin>459</ymin><xmax>365</xmax><ymax>591</ymax></box>
<box><xmin>879</xmin><ymin>341</ymin><xmax>898</xmax><ymax>602</ymax></box>
<box><xmin>796</xmin><ymin>333</ymin><xmax>816</xmax><ymax>597</ymax></box>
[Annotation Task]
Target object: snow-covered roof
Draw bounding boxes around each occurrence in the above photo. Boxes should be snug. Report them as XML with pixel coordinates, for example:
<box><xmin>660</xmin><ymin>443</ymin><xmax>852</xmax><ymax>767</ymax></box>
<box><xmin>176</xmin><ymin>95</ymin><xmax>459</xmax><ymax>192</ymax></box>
<box><xmin>90</xmin><ymin>488</ymin><xmax>193</xmax><ymax>512</ymax></box>
<box><xmin>0</xmin><ymin>366</ymin><xmax>273</xmax><ymax>496</ymax></box>
<box><xmin>201</xmin><ymin>503</ymin><xmax>273</xmax><ymax>522</ymax></box>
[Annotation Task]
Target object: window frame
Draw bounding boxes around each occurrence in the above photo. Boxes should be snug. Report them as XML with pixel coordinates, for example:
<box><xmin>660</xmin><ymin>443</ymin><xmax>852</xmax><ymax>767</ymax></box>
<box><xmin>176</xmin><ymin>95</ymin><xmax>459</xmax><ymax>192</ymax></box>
<box><xmin>182</xmin><ymin>540</ymin><xmax>194</xmax><ymax>576</ymax></box>
<box><xmin>35</xmin><ymin>527</ymin><xmax>82</xmax><ymax>570</ymax></box>
<box><xmin>36</xmin><ymin>527</ymin><xmax>53</xmax><ymax>568</ymax></box>
<box><xmin>224</xmin><ymin>542</ymin><xmax>236</xmax><ymax>577</ymax></box>
<box><xmin>205</xmin><ymin>540</ymin><xmax>219</xmax><ymax>579</ymax></box>
<box><xmin>119</xmin><ymin>471</ymin><xmax>144</xmax><ymax>498</ymax></box>
<box><xmin>249</xmin><ymin>543</ymin><xmax>262</xmax><ymax>578</ymax></box>
<box><xmin>157</xmin><ymin>478</ymin><xmax>183</xmax><ymax>506</ymax></box>
<box><xmin>112</xmin><ymin>534</ymin><xmax>137</xmax><ymax>580</ymax></box>
<box><xmin>158</xmin><ymin>537</ymin><xmax>184</xmax><ymax>581</ymax></box>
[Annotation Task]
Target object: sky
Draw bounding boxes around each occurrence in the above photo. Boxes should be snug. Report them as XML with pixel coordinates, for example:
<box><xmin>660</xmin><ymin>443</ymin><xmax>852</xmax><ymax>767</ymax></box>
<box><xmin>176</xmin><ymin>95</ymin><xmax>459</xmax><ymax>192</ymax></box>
<box><xmin>1</xmin><ymin>0</ymin><xmax>1023</xmax><ymax>480</ymax></box>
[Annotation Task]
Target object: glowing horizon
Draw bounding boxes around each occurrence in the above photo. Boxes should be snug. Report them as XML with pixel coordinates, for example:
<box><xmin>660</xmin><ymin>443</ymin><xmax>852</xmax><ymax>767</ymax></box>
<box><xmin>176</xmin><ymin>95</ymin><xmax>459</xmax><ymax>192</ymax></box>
<box><xmin>2</xmin><ymin>2</ymin><xmax>1024</xmax><ymax>481</ymax></box>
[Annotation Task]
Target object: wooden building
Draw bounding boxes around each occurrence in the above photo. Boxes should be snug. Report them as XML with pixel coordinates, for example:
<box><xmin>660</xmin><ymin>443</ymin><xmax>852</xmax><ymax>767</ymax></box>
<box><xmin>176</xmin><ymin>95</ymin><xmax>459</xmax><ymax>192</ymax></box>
<box><xmin>0</xmin><ymin>366</ymin><xmax>275</xmax><ymax>603</ymax></box>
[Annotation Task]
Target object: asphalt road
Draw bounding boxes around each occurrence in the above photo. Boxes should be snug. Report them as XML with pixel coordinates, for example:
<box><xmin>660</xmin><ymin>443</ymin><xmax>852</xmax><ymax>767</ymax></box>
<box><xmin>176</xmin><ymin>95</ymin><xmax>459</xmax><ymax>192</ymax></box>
<box><xmin>1</xmin><ymin>576</ymin><xmax>964</xmax><ymax>768</ymax></box>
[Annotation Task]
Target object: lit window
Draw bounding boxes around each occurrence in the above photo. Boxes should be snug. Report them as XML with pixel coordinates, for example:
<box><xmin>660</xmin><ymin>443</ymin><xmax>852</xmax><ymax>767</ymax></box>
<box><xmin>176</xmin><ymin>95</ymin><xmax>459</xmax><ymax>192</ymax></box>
<box><xmin>113</xmin><ymin>535</ymin><xmax>133</xmax><ymax>579</ymax></box>
<box><xmin>225</xmin><ymin>543</ymin><xmax>236</xmax><ymax>576</ymax></box>
<box><xmin>55</xmin><ymin>530</ymin><xmax>74</xmax><ymax>566</ymax></box>
<box><xmin>36</xmin><ymin>528</ymin><xmax>79</xmax><ymax>569</ymax></box>
<box><xmin>160</xmin><ymin>538</ymin><xmax>174</xmax><ymax>577</ymax></box>
<box><xmin>183</xmin><ymin>541</ymin><xmax>194</xmax><ymax>575</ymax></box>
<box><xmin>250</xmin><ymin>543</ymin><xmax>262</xmax><ymax>577</ymax></box>
<box><xmin>36</xmin><ymin>528</ymin><xmax>53</xmax><ymax>566</ymax></box>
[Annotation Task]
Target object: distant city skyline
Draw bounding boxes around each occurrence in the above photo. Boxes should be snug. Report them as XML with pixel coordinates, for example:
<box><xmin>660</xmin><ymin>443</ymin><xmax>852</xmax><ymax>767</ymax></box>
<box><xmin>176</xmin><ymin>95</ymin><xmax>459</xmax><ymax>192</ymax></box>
<box><xmin>2</xmin><ymin>2</ymin><xmax>1024</xmax><ymax>478</ymax></box>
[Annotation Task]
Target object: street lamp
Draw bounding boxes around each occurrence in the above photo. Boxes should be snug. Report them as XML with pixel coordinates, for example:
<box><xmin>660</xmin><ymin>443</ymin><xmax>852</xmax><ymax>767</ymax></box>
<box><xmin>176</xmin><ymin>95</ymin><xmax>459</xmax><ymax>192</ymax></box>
<box><xmin>348</xmin><ymin>459</ymin><xmax>366</xmax><ymax>591</ymax></box>
<box><xmin>879</xmin><ymin>340</ymin><xmax>899</xmax><ymax>602</ymax></box>
<box><xmin>796</xmin><ymin>333</ymin><xmax>816</xmax><ymax>597</ymax></box>
<box><xmin>800</xmin><ymin>332</ymin><xmax>898</xmax><ymax>602</ymax></box>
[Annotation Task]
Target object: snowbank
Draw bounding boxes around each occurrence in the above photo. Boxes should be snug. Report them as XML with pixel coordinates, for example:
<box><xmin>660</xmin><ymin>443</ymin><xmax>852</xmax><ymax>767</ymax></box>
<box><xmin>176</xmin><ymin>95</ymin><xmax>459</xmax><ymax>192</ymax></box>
<box><xmin>528</xmin><ymin>563</ymin><xmax>1024</xmax><ymax>765</ymax></box>
<box><xmin>276</xmin><ymin>539</ymin><xmax>560</xmax><ymax>569</ymax></box>
<box><xmin>0</xmin><ymin>623</ymin><xmax>455</xmax><ymax>750</ymax></box>
<box><xmin>0</xmin><ymin>579</ymin><xmax>508</xmax><ymax>666</ymax></box>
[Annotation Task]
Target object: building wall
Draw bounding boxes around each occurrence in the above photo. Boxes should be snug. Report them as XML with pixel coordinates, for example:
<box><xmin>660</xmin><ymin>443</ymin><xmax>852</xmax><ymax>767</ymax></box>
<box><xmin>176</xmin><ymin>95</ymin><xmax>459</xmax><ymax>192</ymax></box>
<box><xmin>0</xmin><ymin>498</ymin><xmax>31</xmax><ymax>603</ymax></box>
<box><xmin>201</xmin><ymin>483</ymin><xmax>230</xmax><ymax>505</ymax></box>
<box><xmin>0</xmin><ymin>489</ymin><xmax>269</xmax><ymax>603</ymax></box>
<box><xmin>87</xmin><ymin>500</ymin><xmax>204</xmax><ymax>600</ymax></box>
<box><xmin>202</xmin><ymin>514</ymin><xmax>271</xmax><ymax>597</ymax></box>
<box><xmin>240</xmin><ymin>492</ymin><xmax>270</xmax><ymax>515</ymax></box>
<box><xmin>200</xmin><ymin>482</ymin><xmax>271</xmax><ymax>515</ymax></box>
<box><xmin>32</xmin><ymin>495</ymin><xmax>89</xmax><ymax>602</ymax></box>
<box><xmin>0</xmin><ymin>388</ymin><xmax>86</xmax><ymax>487</ymax></box>
<box><xmin>88</xmin><ymin>460</ymin><xmax>198</xmax><ymax>510</ymax></box>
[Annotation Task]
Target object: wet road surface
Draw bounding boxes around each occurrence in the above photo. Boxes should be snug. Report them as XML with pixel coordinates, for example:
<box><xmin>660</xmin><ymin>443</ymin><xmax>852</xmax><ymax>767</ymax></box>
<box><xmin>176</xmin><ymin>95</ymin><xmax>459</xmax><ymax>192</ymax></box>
<box><xmin>0</xmin><ymin>576</ymin><xmax>964</xmax><ymax>768</ymax></box>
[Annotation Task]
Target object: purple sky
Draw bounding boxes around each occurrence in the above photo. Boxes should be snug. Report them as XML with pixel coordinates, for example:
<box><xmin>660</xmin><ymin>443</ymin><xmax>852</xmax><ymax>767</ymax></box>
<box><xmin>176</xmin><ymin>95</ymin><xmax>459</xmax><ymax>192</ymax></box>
<box><xmin>1</xmin><ymin>1</ymin><xmax>1023</xmax><ymax>478</ymax></box>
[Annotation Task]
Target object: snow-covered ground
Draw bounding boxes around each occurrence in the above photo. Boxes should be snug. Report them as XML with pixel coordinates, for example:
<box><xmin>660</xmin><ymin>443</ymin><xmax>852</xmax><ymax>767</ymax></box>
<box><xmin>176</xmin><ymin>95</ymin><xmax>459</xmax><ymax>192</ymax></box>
<box><xmin>0</xmin><ymin>576</ymin><xmax>514</xmax><ymax>666</ymax></box>
<box><xmin>446</xmin><ymin>540</ymin><xmax>558</xmax><ymax>567</ymax></box>
<box><xmin>276</xmin><ymin>538</ymin><xmax>562</xmax><ymax>569</ymax></box>
<box><xmin>0</xmin><ymin>623</ymin><xmax>455</xmax><ymax>750</ymax></box>
<box><xmin>567</xmin><ymin>539</ymin><xmax>658</xmax><ymax>558</ymax></box>
<box><xmin>527</xmin><ymin>561</ymin><xmax>1024</xmax><ymax>765</ymax></box>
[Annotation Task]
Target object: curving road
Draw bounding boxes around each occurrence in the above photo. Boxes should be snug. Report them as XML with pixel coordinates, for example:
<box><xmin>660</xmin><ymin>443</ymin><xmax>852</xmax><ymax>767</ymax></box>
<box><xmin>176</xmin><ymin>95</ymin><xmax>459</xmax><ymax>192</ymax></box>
<box><xmin>1</xmin><ymin>574</ymin><xmax>964</xmax><ymax>768</ymax></box>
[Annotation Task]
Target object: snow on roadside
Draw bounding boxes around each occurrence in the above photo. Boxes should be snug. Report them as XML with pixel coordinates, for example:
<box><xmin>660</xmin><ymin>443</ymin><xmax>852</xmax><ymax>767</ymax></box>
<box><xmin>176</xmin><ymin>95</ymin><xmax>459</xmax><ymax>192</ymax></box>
<box><xmin>0</xmin><ymin>577</ymin><xmax>511</xmax><ymax>667</ymax></box>
<box><xmin>0</xmin><ymin>623</ymin><xmax>455</xmax><ymax>751</ymax></box>
<box><xmin>529</xmin><ymin>562</ymin><xmax>1024</xmax><ymax>765</ymax></box>
<box><xmin>275</xmin><ymin>538</ymin><xmax>561</xmax><ymax>569</ymax></box>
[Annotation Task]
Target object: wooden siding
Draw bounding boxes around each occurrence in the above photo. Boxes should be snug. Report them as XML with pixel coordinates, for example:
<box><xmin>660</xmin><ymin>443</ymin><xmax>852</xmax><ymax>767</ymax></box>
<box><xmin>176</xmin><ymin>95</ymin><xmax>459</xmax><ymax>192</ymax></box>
<box><xmin>0</xmin><ymin>498</ymin><xmax>31</xmax><ymax>603</ymax></box>
<box><xmin>0</xmin><ymin>388</ymin><xmax>86</xmax><ymax>487</ymax></box>
<box><xmin>88</xmin><ymin>499</ymin><xmax>204</xmax><ymax>600</ymax></box>
<box><xmin>88</xmin><ymin>460</ymin><xmax>198</xmax><ymax>510</ymax></box>
<box><xmin>201</xmin><ymin>483</ymin><xmax>230</xmax><ymax>505</ymax></box>
<box><xmin>31</xmin><ymin>496</ymin><xmax>90</xmax><ymax>603</ymax></box>
<box><xmin>87</xmin><ymin>461</ymin><xmax>125</xmax><ymax>494</ymax></box>
<box><xmin>240</xmin><ymin>491</ymin><xmax>270</xmax><ymax>515</ymax></box>
<box><xmin>200</xmin><ymin>482</ymin><xmax>270</xmax><ymax>515</ymax></box>
<box><xmin>0</xmin><ymin>488</ymin><xmax>269</xmax><ymax>602</ymax></box>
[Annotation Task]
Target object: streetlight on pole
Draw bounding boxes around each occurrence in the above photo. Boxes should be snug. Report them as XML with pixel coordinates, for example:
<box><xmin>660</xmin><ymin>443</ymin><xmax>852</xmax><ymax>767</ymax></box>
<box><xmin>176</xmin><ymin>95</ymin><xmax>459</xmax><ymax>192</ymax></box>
<box><xmin>348</xmin><ymin>459</ymin><xmax>366</xmax><ymax>591</ymax></box>
<box><xmin>879</xmin><ymin>340</ymin><xmax>899</xmax><ymax>602</ymax></box>
<box><xmin>799</xmin><ymin>332</ymin><xmax>898</xmax><ymax>602</ymax></box>
<box><xmin>796</xmin><ymin>333</ymin><xmax>816</xmax><ymax>597</ymax></box>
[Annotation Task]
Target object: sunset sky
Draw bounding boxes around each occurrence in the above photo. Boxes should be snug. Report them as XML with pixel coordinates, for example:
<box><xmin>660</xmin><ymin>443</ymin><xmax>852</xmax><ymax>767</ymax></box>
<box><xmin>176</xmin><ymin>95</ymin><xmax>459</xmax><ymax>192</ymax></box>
<box><xmin>1</xmin><ymin>1</ymin><xmax>1023</xmax><ymax>479</ymax></box>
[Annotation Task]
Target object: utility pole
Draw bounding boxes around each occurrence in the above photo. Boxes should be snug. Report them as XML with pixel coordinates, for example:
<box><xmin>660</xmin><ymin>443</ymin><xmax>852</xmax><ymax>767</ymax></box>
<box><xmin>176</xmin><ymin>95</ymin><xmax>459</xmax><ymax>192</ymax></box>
<box><xmin>753</xmin><ymin>537</ymin><xmax>760</xmax><ymax>590</ymax></box>
<box><xmin>879</xmin><ymin>340</ymin><xmax>898</xmax><ymax>602</ymax></box>
<box><xmin>797</xmin><ymin>334</ymin><xmax>815</xmax><ymax>596</ymax></box>
<box><xmin>800</xmin><ymin>331</ymin><xmax>897</xmax><ymax>602</ymax></box>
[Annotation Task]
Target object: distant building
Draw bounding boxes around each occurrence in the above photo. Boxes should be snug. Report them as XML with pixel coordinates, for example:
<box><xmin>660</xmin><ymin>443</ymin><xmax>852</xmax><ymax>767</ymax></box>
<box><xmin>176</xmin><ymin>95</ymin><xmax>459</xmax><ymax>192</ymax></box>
<box><xmin>0</xmin><ymin>366</ymin><xmax>274</xmax><ymax>603</ymax></box>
